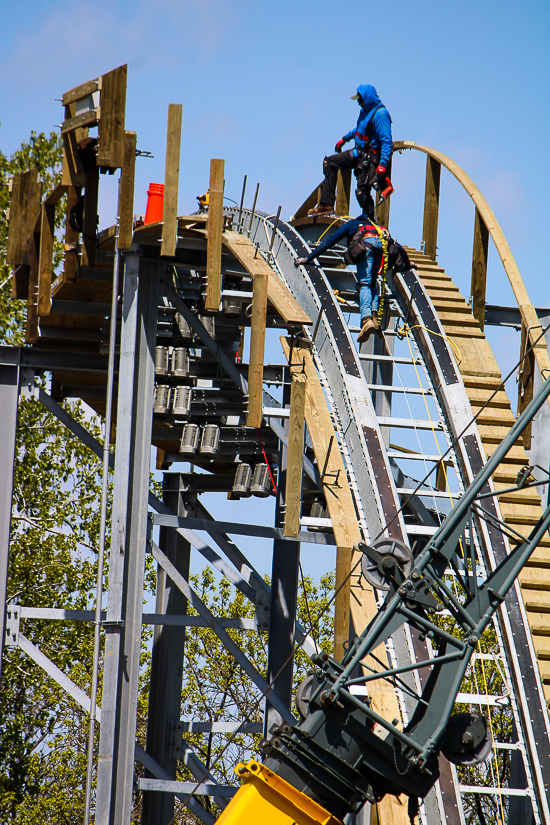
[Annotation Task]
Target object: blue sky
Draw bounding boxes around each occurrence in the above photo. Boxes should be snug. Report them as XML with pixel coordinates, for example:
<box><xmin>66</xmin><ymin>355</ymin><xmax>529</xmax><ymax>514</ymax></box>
<box><xmin>2</xmin><ymin>0</ymin><xmax>548</xmax><ymax>309</ymax></box>
<box><xmin>2</xmin><ymin>0</ymin><xmax>549</xmax><ymax>580</ymax></box>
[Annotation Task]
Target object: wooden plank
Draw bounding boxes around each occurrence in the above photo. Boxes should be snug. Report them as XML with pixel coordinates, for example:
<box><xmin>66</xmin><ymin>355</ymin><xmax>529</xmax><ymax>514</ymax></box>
<box><xmin>335</xmin><ymin>168</ymin><xmax>352</xmax><ymax>217</ymax></box>
<box><xmin>470</xmin><ymin>207</ymin><xmax>489</xmax><ymax>330</ymax></box>
<box><xmin>422</xmin><ymin>155</ymin><xmax>441</xmax><ymax>260</ymax></box>
<box><xmin>44</xmin><ymin>183</ymin><xmax>68</xmax><ymax>205</ymax></box>
<box><xmin>81</xmin><ymin>167</ymin><xmax>99</xmax><ymax>267</ymax></box>
<box><xmin>118</xmin><ymin>131</ymin><xmax>137</xmax><ymax>251</ymax></box>
<box><xmin>61</xmin><ymin>110</ymin><xmax>99</xmax><ymax>135</ymax></box>
<box><xmin>161</xmin><ymin>105</ymin><xmax>182</xmax><ymax>257</ymax></box>
<box><xmin>205</xmin><ymin>158</ymin><xmax>224</xmax><ymax>312</ymax></box>
<box><xmin>223</xmin><ymin>231</ymin><xmax>311</xmax><ymax>326</ymax></box>
<box><xmin>62</xmin><ymin>77</ymin><xmax>100</xmax><ymax>106</ymax></box>
<box><xmin>37</xmin><ymin>203</ymin><xmax>55</xmax><ymax>316</ymax></box>
<box><xmin>7</xmin><ymin>169</ymin><xmax>42</xmax><ymax>268</ymax></box>
<box><xmin>283</xmin><ymin>373</ymin><xmax>307</xmax><ymax>538</ymax></box>
<box><xmin>517</xmin><ymin>321</ymin><xmax>535</xmax><ymax>449</ymax></box>
<box><xmin>63</xmin><ymin>186</ymin><xmax>80</xmax><ymax>284</ymax></box>
<box><xmin>26</xmin><ymin>230</ymin><xmax>40</xmax><ymax>343</ymax></box>
<box><xmin>61</xmin><ymin>101</ymin><xmax>87</xmax><ymax>187</ymax></box>
<box><xmin>246</xmin><ymin>270</ymin><xmax>268</xmax><ymax>428</ymax></box>
<box><xmin>97</xmin><ymin>64</ymin><xmax>127</xmax><ymax>169</ymax></box>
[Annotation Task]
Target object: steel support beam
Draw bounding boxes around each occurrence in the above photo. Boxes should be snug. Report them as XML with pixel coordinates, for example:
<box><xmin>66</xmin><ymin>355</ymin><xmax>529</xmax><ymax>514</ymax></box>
<box><xmin>0</xmin><ymin>346</ymin><xmax>20</xmax><ymax>681</ymax></box>
<box><xmin>142</xmin><ymin>474</ymin><xmax>192</xmax><ymax>825</ymax></box>
<box><xmin>265</xmin><ymin>379</ymin><xmax>301</xmax><ymax>733</ymax></box>
<box><xmin>96</xmin><ymin>251</ymin><xmax>160</xmax><ymax>825</ymax></box>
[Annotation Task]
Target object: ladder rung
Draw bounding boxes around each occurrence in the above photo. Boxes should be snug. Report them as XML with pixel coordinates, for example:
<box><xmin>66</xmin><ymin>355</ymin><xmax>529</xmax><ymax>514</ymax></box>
<box><xmin>387</xmin><ymin>452</ymin><xmax>445</xmax><ymax>462</ymax></box>
<box><xmin>377</xmin><ymin>416</ymin><xmax>443</xmax><ymax>430</ymax></box>
<box><xmin>367</xmin><ymin>384</ymin><xmax>433</xmax><ymax>395</ymax></box>
<box><xmin>397</xmin><ymin>487</ymin><xmax>457</xmax><ymax>499</ymax></box>
<box><xmin>359</xmin><ymin>354</ymin><xmax>421</xmax><ymax>364</ymax></box>
<box><xmin>405</xmin><ymin>525</ymin><xmax>438</xmax><ymax>535</ymax></box>
<box><xmin>458</xmin><ymin>785</ymin><xmax>529</xmax><ymax>797</ymax></box>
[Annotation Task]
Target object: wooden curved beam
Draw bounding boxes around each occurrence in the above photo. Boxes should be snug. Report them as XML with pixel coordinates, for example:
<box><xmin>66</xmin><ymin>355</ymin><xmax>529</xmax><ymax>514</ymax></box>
<box><xmin>394</xmin><ymin>140</ymin><xmax>550</xmax><ymax>387</ymax></box>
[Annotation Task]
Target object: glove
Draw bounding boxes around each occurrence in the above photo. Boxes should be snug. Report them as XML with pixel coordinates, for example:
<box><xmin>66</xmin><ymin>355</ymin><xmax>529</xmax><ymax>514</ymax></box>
<box><xmin>376</xmin><ymin>165</ymin><xmax>386</xmax><ymax>177</ymax></box>
<box><xmin>294</xmin><ymin>257</ymin><xmax>308</xmax><ymax>267</ymax></box>
<box><xmin>335</xmin><ymin>138</ymin><xmax>346</xmax><ymax>153</ymax></box>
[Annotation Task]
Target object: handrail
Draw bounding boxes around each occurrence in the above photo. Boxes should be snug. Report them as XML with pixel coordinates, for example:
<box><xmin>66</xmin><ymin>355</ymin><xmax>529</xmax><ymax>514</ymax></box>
<box><xmin>394</xmin><ymin>140</ymin><xmax>550</xmax><ymax>402</ymax></box>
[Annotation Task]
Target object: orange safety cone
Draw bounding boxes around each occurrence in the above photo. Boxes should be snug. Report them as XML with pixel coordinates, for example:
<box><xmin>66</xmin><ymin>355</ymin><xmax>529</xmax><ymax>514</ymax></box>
<box><xmin>144</xmin><ymin>183</ymin><xmax>164</xmax><ymax>224</ymax></box>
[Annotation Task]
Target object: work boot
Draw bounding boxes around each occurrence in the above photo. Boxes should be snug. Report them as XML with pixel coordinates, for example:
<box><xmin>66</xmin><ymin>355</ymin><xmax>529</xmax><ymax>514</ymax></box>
<box><xmin>357</xmin><ymin>316</ymin><xmax>376</xmax><ymax>343</ymax></box>
<box><xmin>308</xmin><ymin>203</ymin><xmax>334</xmax><ymax>217</ymax></box>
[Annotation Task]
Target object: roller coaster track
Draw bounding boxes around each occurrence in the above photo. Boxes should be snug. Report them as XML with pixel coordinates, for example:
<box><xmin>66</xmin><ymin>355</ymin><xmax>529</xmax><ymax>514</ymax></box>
<box><xmin>230</xmin><ymin>143</ymin><xmax>550</xmax><ymax>821</ymax></box>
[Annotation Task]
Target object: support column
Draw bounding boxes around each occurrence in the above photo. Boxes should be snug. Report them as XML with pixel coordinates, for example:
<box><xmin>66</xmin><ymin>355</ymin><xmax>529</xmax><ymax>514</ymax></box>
<box><xmin>422</xmin><ymin>155</ymin><xmax>441</xmax><ymax>260</ymax></box>
<box><xmin>265</xmin><ymin>371</ymin><xmax>300</xmax><ymax>733</ymax></box>
<box><xmin>141</xmin><ymin>473</ymin><xmax>192</xmax><ymax>825</ymax></box>
<box><xmin>470</xmin><ymin>207</ymin><xmax>489</xmax><ymax>330</ymax></box>
<box><xmin>96</xmin><ymin>250</ymin><xmax>160</xmax><ymax>825</ymax></box>
<box><xmin>0</xmin><ymin>347</ymin><xmax>20</xmax><ymax>681</ymax></box>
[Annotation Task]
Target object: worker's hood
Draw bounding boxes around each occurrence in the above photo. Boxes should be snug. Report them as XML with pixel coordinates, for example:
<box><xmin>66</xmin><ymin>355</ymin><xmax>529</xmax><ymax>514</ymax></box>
<box><xmin>356</xmin><ymin>84</ymin><xmax>382</xmax><ymax>114</ymax></box>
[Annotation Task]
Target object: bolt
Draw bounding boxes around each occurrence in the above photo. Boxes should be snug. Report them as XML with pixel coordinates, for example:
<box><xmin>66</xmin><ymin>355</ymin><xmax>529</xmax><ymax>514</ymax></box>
<box><xmin>249</xmin><ymin>762</ymin><xmax>258</xmax><ymax>770</ymax></box>
<box><xmin>399</xmin><ymin>587</ymin><xmax>407</xmax><ymax>595</ymax></box>
<box><xmin>462</xmin><ymin>732</ymin><xmax>474</xmax><ymax>746</ymax></box>
<box><xmin>412</xmin><ymin>571</ymin><xmax>419</xmax><ymax>580</ymax></box>
<box><xmin>237</xmin><ymin>765</ymin><xmax>247</xmax><ymax>775</ymax></box>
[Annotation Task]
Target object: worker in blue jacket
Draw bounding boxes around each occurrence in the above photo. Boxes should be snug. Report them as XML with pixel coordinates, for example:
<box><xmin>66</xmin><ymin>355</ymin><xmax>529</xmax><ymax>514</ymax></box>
<box><xmin>309</xmin><ymin>84</ymin><xmax>393</xmax><ymax>220</ymax></box>
<box><xmin>295</xmin><ymin>215</ymin><xmax>385</xmax><ymax>343</ymax></box>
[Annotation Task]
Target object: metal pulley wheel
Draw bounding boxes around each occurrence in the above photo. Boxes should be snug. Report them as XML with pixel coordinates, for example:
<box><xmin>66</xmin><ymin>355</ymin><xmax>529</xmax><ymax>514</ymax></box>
<box><xmin>295</xmin><ymin>674</ymin><xmax>316</xmax><ymax>719</ymax></box>
<box><xmin>361</xmin><ymin>537</ymin><xmax>414</xmax><ymax>591</ymax></box>
<box><xmin>441</xmin><ymin>712</ymin><xmax>493</xmax><ymax>766</ymax></box>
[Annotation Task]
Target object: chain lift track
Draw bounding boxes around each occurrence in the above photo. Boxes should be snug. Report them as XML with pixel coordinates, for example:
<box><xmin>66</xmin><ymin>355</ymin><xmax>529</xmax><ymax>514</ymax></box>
<box><xmin>239</xmin><ymin>207</ymin><xmax>550</xmax><ymax>823</ymax></box>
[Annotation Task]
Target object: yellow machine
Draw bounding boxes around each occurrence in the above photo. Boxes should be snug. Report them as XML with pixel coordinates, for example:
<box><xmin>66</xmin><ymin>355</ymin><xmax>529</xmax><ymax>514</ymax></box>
<box><xmin>217</xmin><ymin>760</ymin><xmax>343</xmax><ymax>825</ymax></box>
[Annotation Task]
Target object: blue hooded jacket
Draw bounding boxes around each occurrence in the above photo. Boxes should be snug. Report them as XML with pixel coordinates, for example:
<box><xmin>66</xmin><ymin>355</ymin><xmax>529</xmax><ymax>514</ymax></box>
<box><xmin>343</xmin><ymin>84</ymin><xmax>393</xmax><ymax>167</ymax></box>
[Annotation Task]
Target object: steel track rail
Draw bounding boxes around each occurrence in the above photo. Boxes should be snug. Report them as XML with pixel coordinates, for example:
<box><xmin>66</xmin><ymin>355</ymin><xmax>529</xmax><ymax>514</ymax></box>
<box><xmin>228</xmin><ymin>208</ymin><xmax>550</xmax><ymax>823</ymax></box>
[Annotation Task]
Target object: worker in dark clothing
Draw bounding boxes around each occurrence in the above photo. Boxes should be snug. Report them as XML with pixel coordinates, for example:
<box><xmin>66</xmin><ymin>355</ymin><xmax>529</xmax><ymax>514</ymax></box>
<box><xmin>295</xmin><ymin>215</ymin><xmax>385</xmax><ymax>343</ymax></box>
<box><xmin>309</xmin><ymin>85</ymin><xmax>393</xmax><ymax>220</ymax></box>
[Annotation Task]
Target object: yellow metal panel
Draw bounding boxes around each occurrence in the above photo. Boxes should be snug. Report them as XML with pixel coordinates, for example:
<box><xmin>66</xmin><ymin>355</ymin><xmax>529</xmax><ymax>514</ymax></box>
<box><xmin>216</xmin><ymin>760</ymin><xmax>344</xmax><ymax>825</ymax></box>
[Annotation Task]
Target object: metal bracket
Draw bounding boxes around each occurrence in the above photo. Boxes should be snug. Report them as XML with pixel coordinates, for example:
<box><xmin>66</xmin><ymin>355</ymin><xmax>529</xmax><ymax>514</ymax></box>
<box><xmin>5</xmin><ymin>604</ymin><xmax>20</xmax><ymax>647</ymax></box>
<box><xmin>255</xmin><ymin>594</ymin><xmax>270</xmax><ymax>631</ymax></box>
<box><xmin>19</xmin><ymin>368</ymin><xmax>36</xmax><ymax>398</ymax></box>
<box><xmin>170</xmin><ymin>721</ymin><xmax>183</xmax><ymax>760</ymax></box>
<box><xmin>101</xmin><ymin>619</ymin><xmax>125</xmax><ymax>629</ymax></box>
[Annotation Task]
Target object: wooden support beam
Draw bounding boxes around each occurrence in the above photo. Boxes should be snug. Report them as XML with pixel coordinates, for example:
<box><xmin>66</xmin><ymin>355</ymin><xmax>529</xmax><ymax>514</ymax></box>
<box><xmin>63</xmin><ymin>186</ymin><xmax>80</xmax><ymax>284</ymax></box>
<box><xmin>97</xmin><ymin>64</ymin><xmax>127</xmax><ymax>169</ymax></box>
<box><xmin>280</xmin><ymin>338</ymin><xmax>360</xmax><ymax>658</ymax></box>
<box><xmin>37</xmin><ymin>203</ymin><xmax>55</xmax><ymax>316</ymax></box>
<box><xmin>118</xmin><ymin>131</ymin><xmax>137</xmax><ymax>251</ymax></box>
<box><xmin>26</xmin><ymin>230</ymin><xmax>40</xmax><ymax>344</ymax></box>
<box><xmin>161</xmin><ymin>105</ymin><xmax>182</xmax><ymax>257</ymax></box>
<box><xmin>283</xmin><ymin>373</ymin><xmax>307</xmax><ymax>538</ymax></box>
<box><xmin>223</xmin><ymin>231</ymin><xmax>311</xmax><ymax>326</ymax></box>
<box><xmin>470</xmin><ymin>207</ymin><xmax>489</xmax><ymax>330</ymax></box>
<box><xmin>518</xmin><ymin>322</ymin><xmax>535</xmax><ymax>449</ymax></box>
<box><xmin>7</xmin><ymin>169</ymin><xmax>41</xmax><ymax>266</ymax></box>
<box><xmin>7</xmin><ymin>168</ymin><xmax>42</xmax><ymax>299</ymax></box>
<box><xmin>81</xmin><ymin>166</ymin><xmax>99</xmax><ymax>267</ymax></box>
<box><xmin>246</xmin><ymin>270</ymin><xmax>268</xmax><ymax>428</ymax></box>
<box><xmin>292</xmin><ymin>182</ymin><xmax>324</xmax><ymax>220</ymax></box>
<box><xmin>335</xmin><ymin>169</ymin><xmax>352</xmax><ymax>217</ymax></box>
<box><xmin>61</xmin><ymin>101</ymin><xmax>87</xmax><ymax>187</ymax></box>
<box><xmin>205</xmin><ymin>159</ymin><xmax>224</xmax><ymax>312</ymax></box>
<box><xmin>422</xmin><ymin>155</ymin><xmax>441</xmax><ymax>260</ymax></box>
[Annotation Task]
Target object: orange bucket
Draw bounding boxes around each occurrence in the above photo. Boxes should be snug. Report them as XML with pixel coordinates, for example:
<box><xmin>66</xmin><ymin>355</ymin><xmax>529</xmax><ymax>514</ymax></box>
<box><xmin>144</xmin><ymin>183</ymin><xmax>164</xmax><ymax>224</ymax></box>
